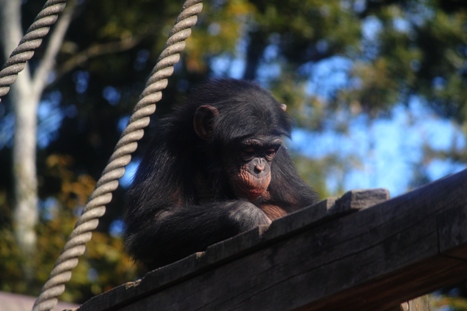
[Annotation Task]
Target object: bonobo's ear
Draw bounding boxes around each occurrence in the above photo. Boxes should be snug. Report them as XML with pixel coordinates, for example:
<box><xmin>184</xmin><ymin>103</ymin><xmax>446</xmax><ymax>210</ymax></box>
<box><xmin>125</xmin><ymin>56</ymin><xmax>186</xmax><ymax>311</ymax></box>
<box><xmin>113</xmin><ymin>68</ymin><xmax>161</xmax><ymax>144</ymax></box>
<box><xmin>280</xmin><ymin>104</ymin><xmax>287</xmax><ymax>112</ymax></box>
<box><xmin>193</xmin><ymin>105</ymin><xmax>219</xmax><ymax>140</ymax></box>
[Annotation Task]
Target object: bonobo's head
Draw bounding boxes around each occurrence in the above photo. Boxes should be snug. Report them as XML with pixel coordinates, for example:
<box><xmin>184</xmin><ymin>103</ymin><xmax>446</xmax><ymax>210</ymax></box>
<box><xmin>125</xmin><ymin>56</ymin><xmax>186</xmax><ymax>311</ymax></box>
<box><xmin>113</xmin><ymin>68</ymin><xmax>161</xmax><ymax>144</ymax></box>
<box><xmin>191</xmin><ymin>79</ymin><xmax>292</xmax><ymax>202</ymax></box>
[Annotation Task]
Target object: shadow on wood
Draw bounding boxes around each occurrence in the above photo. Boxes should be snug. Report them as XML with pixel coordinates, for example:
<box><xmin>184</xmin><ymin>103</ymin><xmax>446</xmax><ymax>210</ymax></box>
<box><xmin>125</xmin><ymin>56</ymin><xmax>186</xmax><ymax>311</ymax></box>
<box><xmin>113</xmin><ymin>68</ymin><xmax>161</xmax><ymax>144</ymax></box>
<box><xmin>78</xmin><ymin>169</ymin><xmax>467</xmax><ymax>311</ymax></box>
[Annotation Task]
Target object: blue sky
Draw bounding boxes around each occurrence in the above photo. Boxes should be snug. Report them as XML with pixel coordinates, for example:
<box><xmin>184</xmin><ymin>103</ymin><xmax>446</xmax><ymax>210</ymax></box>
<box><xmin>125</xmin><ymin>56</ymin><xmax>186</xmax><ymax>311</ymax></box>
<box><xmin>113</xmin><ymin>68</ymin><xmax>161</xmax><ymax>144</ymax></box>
<box><xmin>287</xmin><ymin>53</ymin><xmax>465</xmax><ymax>196</ymax></box>
<box><xmin>290</xmin><ymin>99</ymin><xmax>465</xmax><ymax>196</ymax></box>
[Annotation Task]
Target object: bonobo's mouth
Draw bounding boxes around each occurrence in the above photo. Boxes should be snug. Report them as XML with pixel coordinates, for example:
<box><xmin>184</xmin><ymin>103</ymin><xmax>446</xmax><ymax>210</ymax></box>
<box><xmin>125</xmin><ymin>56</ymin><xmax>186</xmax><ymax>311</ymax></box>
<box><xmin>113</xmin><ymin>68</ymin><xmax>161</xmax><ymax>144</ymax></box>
<box><xmin>233</xmin><ymin>173</ymin><xmax>271</xmax><ymax>202</ymax></box>
<box><xmin>244</xmin><ymin>187</ymin><xmax>266</xmax><ymax>197</ymax></box>
<box><xmin>236</xmin><ymin>186</ymin><xmax>266</xmax><ymax>201</ymax></box>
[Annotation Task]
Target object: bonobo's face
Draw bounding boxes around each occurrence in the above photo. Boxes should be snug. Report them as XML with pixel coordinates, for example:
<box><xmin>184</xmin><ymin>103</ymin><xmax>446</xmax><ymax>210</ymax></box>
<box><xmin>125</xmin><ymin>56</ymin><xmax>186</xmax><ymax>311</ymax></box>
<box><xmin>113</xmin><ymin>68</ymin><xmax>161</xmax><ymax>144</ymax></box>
<box><xmin>226</xmin><ymin>136</ymin><xmax>282</xmax><ymax>202</ymax></box>
<box><xmin>192</xmin><ymin>102</ymin><xmax>288</xmax><ymax>202</ymax></box>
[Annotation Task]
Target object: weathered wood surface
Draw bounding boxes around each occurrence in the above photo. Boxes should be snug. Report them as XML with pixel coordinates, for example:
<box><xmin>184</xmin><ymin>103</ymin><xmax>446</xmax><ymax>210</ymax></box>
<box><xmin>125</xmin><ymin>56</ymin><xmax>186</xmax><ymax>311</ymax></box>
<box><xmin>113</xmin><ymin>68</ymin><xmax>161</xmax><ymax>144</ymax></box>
<box><xmin>78</xmin><ymin>169</ymin><xmax>467</xmax><ymax>311</ymax></box>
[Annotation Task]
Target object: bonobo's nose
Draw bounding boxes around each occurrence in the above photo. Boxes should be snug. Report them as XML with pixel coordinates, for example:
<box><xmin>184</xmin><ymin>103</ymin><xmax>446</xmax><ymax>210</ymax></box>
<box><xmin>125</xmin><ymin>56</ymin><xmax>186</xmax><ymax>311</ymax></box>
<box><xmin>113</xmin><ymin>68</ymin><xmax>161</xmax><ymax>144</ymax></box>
<box><xmin>254</xmin><ymin>159</ymin><xmax>265</xmax><ymax>173</ymax></box>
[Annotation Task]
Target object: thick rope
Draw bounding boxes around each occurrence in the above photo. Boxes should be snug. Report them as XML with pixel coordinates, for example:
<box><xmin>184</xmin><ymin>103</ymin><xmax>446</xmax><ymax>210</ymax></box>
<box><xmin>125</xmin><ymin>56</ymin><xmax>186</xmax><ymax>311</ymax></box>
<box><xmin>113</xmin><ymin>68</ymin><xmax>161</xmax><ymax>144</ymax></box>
<box><xmin>0</xmin><ymin>0</ymin><xmax>67</xmax><ymax>101</ymax></box>
<box><xmin>32</xmin><ymin>1</ymin><xmax>203</xmax><ymax>310</ymax></box>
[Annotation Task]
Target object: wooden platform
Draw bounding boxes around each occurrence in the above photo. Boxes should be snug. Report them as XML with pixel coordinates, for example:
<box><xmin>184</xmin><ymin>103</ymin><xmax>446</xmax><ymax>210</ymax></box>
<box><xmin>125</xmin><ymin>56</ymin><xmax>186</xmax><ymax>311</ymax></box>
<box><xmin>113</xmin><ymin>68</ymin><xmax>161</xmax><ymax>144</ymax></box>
<box><xmin>78</xmin><ymin>169</ymin><xmax>467</xmax><ymax>311</ymax></box>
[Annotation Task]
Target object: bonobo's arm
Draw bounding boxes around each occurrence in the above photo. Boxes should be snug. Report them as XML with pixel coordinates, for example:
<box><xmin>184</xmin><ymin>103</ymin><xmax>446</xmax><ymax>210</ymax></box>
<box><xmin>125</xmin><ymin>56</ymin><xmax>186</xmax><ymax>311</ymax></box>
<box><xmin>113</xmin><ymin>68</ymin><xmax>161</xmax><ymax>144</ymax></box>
<box><xmin>127</xmin><ymin>201</ymin><xmax>270</xmax><ymax>270</ymax></box>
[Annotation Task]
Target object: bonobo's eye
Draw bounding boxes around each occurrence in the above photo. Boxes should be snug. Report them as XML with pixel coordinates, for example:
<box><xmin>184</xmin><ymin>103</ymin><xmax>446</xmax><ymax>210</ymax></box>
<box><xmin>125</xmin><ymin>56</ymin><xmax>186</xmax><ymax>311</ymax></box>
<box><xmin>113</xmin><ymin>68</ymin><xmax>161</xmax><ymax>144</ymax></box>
<box><xmin>241</xmin><ymin>147</ymin><xmax>256</xmax><ymax>161</ymax></box>
<box><xmin>264</xmin><ymin>146</ymin><xmax>280</xmax><ymax>161</ymax></box>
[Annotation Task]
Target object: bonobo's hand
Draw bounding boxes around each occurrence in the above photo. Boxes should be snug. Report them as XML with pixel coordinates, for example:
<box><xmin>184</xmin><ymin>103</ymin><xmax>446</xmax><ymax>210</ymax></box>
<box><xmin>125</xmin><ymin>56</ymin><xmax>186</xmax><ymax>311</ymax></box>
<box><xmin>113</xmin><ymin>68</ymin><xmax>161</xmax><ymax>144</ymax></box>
<box><xmin>228</xmin><ymin>201</ymin><xmax>272</xmax><ymax>232</ymax></box>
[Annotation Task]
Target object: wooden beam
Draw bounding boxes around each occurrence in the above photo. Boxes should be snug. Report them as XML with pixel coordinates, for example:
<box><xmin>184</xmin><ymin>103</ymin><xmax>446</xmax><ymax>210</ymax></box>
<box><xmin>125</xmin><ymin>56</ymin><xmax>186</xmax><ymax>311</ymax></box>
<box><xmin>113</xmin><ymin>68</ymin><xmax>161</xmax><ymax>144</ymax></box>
<box><xmin>78</xmin><ymin>169</ymin><xmax>467</xmax><ymax>311</ymax></box>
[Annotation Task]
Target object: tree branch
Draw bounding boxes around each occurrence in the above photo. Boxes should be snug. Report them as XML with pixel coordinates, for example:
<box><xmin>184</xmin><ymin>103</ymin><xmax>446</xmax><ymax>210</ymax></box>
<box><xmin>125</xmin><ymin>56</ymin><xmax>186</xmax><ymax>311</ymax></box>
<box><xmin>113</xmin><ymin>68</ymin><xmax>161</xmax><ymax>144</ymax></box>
<box><xmin>0</xmin><ymin>0</ymin><xmax>22</xmax><ymax>58</ymax></box>
<box><xmin>54</xmin><ymin>34</ymin><xmax>144</xmax><ymax>81</ymax></box>
<box><xmin>31</xmin><ymin>0</ymin><xmax>77</xmax><ymax>95</ymax></box>
<box><xmin>0</xmin><ymin>0</ymin><xmax>32</xmax><ymax>87</ymax></box>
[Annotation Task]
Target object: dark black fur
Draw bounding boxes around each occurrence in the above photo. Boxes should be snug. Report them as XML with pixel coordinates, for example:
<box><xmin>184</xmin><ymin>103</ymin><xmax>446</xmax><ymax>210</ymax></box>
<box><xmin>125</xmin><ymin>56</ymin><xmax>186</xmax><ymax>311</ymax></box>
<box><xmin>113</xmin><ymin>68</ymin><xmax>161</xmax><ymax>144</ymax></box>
<box><xmin>124</xmin><ymin>79</ymin><xmax>318</xmax><ymax>269</ymax></box>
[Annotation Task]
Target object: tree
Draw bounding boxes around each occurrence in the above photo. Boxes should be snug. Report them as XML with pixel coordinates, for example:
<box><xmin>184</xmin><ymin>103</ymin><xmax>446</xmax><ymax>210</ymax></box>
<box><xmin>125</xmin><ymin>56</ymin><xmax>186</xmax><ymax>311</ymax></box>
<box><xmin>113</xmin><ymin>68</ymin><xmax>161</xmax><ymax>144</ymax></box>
<box><xmin>0</xmin><ymin>0</ymin><xmax>186</xmax><ymax>285</ymax></box>
<box><xmin>0</xmin><ymin>0</ymin><xmax>77</xmax><ymax>280</ymax></box>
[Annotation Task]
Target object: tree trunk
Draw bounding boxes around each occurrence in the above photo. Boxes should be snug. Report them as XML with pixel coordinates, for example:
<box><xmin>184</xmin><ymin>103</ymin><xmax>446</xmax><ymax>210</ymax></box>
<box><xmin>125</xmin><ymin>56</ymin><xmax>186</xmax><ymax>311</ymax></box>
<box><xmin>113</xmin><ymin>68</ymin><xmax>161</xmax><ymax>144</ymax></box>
<box><xmin>243</xmin><ymin>30</ymin><xmax>268</xmax><ymax>80</ymax></box>
<box><xmin>12</xmin><ymin>90</ymin><xmax>39</xmax><ymax>280</ymax></box>
<box><xmin>0</xmin><ymin>0</ymin><xmax>39</xmax><ymax>281</ymax></box>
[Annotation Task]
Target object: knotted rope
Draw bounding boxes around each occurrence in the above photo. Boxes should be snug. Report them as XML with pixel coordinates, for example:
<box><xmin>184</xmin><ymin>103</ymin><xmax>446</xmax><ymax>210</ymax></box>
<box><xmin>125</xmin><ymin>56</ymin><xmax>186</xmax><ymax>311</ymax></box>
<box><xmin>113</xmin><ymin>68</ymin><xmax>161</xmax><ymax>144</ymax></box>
<box><xmin>28</xmin><ymin>1</ymin><xmax>203</xmax><ymax>310</ymax></box>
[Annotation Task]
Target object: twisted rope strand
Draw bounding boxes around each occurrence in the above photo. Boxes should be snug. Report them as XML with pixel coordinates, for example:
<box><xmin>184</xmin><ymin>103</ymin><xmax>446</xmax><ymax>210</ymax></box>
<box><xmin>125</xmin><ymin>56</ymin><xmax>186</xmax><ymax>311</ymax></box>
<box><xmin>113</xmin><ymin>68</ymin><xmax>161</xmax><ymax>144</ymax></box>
<box><xmin>0</xmin><ymin>0</ymin><xmax>67</xmax><ymax>100</ymax></box>
<box><xmin>32</xmin><ymin>1</ymin><xmax>203</xmax><ymax>310</ymax></box>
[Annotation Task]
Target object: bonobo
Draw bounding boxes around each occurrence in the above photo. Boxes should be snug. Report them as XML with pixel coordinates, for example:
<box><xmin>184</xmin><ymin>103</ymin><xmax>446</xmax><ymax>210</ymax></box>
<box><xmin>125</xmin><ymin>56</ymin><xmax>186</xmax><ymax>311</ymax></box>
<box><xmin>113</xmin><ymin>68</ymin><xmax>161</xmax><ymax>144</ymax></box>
<box><xmin>124</xmin><ymin>79</ymin><xmax>318</xmax><ymax>269</ymax></box>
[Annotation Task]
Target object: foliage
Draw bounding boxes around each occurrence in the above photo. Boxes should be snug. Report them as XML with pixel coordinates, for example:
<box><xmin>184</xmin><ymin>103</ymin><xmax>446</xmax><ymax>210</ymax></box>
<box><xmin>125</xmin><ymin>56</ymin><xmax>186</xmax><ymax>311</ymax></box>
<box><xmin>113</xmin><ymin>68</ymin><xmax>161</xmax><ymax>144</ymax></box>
<box><xmin>0</xmin><ymin>0</ymin><xmax>466</xmax><ymax>305</ymax></box>
<box><xmin>433</xmin><ymin>296</ymin><xmax>467</xmax><ymax>311</ymax></box>
<box><xmin>0</xmin><ymin>154</ymin><xmax>139</xmax><ymax>302</ymax></box>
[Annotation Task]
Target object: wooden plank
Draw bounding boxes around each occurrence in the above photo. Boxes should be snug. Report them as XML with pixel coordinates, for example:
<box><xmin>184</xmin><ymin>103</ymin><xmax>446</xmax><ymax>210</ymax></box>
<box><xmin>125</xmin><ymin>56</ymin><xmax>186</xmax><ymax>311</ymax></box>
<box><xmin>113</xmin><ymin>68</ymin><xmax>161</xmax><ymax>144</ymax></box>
<box><xmin>80</xmin><ymin>188</ymin><xmax>388</xmax><ymax>311</ymax></box>
<box><xmin>78</xmin><ymin>169</ymin><xmax>467</xmax><ymax>311</ymax></box>
<box><xmin>438</xmin><ymin>205</ymin><xmax>467</xmax><ymax>260</ymax></box>
<box><xmin>329</xmin><ymin>188</ymin><xmax>390</xmax><ymax>215</ymax></box>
